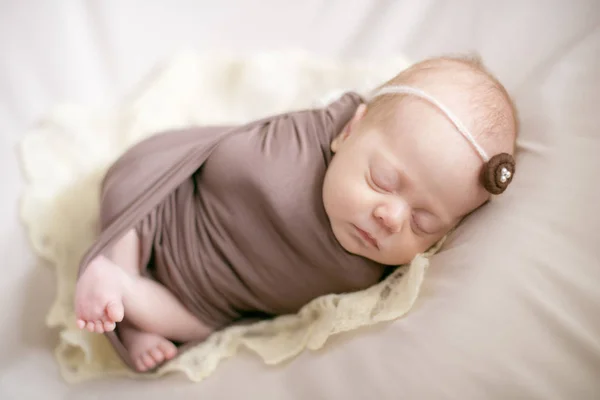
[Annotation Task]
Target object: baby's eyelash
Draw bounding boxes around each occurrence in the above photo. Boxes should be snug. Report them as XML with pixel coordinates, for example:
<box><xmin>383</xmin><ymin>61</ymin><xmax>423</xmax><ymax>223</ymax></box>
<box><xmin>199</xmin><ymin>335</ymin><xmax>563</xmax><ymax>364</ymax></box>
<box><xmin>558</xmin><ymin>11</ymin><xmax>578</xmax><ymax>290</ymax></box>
<box><xmin>411</xmin><ymin>213</ymin><xmax>429</xmax><ymax>236</ymax></box>
<box><xmin>367</xmin><ymin>171</ymin><xmax>387</xmax><ymax>193</ymax></box>
<box><xmin>410</xmin><ymin>216</ymin><xmax>422</xmax><ymax>235</ymax></box>
<box><xmin>369</xmin><ymin>169</ymin><xmax>396</xmax><ymax>193</ymax></box>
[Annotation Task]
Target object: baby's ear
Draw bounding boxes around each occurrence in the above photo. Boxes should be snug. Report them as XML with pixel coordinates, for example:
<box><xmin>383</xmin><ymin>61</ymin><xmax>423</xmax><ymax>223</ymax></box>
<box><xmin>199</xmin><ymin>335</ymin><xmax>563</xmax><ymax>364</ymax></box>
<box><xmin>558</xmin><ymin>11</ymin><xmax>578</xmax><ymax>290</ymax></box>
<box><xmin>331</xmin><ymin>104</ymin><xmax>367</xmax><ymax>152</ymax></box>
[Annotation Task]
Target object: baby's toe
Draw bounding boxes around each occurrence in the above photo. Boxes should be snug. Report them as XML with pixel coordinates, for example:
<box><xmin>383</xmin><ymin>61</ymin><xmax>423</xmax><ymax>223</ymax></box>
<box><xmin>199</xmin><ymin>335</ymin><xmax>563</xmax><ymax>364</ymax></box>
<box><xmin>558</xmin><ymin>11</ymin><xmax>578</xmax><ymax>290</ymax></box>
<box><xmin>103</xmin><ymin>320</ymin><xmax>116</xmax><ymax>332</ymax></box>
<box><xmin>105</xmin><ymin>301</ymin><xmax>124</xmax><ymax>323</ymax></box>
<box><xmin>76</xmin><ymin>319</ymin><xmax>86</xmax><ymax>329</ymax></box>
<box><xmin>135</xmin><ymin>358</ymin><xmax>147</xmax><ymax>372</ymax></box>
<box><xmin>94</xmin><ymin>321</ymin><xmax>104</xmax><ymax>333</ymax></box>
<box><xmin>86</xmin><ymin>321</ymin><xmax>96</xmax><ymax>332</ymax></box>
<box><xmin>141</xmin><ymin>353</ymin><xmax>156</xmax><ymax>370</ymax></box>
<box><xmin>158</xmin><ymin>341</ymin><xmax>177</xmax><ymax>359</ymax></box>
<box><xmin>150</xmin><ymin>348</ymin><xmax>165</xmax><ymax>363</ymax></box>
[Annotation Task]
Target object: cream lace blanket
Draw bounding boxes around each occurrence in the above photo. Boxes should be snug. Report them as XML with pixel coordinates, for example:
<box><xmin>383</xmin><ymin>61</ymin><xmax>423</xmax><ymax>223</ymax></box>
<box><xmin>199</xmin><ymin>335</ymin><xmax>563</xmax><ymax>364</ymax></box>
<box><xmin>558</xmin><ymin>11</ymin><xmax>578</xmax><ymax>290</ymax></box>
<box><xmin>20</xmin><ymin>51</ymin><xmax>441</xmax><ymax>383</ymax></box>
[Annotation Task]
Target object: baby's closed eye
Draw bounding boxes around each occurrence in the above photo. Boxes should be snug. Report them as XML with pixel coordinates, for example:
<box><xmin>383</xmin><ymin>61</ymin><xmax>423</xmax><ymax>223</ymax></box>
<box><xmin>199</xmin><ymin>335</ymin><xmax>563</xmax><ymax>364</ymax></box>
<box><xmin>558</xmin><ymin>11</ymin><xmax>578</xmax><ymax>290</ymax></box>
<box><xmin>411</xmin><ymin>210</ymin><xmax>441</xmax><ymax>235</ymax></box>
<box><xmin>369</xmin><ymin>165</ymin><xmax>400</xmax><ymax>193</ymax></box>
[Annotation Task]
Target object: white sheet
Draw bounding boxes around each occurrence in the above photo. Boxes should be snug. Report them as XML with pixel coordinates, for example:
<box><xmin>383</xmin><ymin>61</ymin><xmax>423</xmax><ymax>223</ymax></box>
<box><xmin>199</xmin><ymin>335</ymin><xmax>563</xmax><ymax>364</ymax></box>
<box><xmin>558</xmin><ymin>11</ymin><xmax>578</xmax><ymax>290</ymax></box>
<box><xmin>2</xmin><ymin>1</ymin><xmax>599</xmax><ymax>399</ymax></box>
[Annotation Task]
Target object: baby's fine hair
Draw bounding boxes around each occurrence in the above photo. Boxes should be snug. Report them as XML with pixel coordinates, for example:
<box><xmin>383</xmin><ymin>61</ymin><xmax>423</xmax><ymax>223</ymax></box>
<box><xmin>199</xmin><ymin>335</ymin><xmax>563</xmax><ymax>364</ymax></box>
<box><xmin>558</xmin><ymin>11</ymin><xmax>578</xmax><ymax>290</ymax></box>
<box><xmin>364</xmin><ymin>54</ymin><xmax>519</xmax><ymax>153</ymax></box>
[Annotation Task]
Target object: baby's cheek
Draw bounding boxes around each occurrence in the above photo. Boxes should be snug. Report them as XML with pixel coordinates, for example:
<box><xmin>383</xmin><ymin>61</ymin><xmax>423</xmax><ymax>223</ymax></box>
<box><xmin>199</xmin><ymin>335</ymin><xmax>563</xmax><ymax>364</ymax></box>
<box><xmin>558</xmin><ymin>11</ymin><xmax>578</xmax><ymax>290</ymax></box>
<box><xmin>324</xmin><ymin>165</ymin><xmax>370</xmax><ymax>218</ymax></box>
<box><xmin>330</xmin><ymin>172</ymin><xmax>355</xmax><ymax>197</ymax></box>
<box><xmin>385</xmin><ymin>235</ymin><xmax>425</xmax><ymax>265</ymax></box>
<box><xmin>345</xmin><ymin>178</ymin><xmax>372</xmax><ymax>212</ymax></box>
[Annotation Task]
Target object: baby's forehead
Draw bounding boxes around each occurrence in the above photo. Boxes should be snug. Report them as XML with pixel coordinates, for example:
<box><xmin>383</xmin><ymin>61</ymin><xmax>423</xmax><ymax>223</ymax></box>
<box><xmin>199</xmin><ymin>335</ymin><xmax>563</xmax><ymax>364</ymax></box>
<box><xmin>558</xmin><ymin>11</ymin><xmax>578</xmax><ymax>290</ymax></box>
<box><xmin>369</xmin><ymin>79</ymin><xmax>515</xmax><ymax>157</ymax></box>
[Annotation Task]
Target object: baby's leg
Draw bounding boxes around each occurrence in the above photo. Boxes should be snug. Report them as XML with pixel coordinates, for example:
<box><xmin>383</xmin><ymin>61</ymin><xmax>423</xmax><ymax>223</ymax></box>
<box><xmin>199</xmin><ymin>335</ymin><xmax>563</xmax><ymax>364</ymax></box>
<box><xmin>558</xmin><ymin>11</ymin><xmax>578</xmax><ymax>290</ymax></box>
<box><xmin>75</xmin><ymin>229</ymin><xmax>213</xmax><ymax>340</ymax></box>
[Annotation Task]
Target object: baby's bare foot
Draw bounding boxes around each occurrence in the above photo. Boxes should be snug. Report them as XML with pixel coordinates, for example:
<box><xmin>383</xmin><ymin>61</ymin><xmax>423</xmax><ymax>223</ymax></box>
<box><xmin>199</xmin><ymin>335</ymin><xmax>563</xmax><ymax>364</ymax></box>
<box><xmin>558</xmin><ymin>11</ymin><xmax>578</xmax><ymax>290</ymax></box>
<box><xmin>74</xmin><ymin>255</ymin><xmax>129</xmax><ymax>333</ymax></box>
<box><xmin>121</xmin><ymin>326</ymin><xmax>177</xmax><ymax>372</ymax></box>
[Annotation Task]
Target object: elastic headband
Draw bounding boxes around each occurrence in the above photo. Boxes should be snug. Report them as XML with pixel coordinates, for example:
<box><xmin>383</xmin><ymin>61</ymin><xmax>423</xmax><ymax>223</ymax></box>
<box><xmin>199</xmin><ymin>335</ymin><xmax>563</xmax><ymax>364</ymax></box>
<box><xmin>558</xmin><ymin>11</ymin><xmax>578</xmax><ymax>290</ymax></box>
<box><xmin>368</xmin><ymin>85</ymin><xmax>515</xmax><ymax>195</ymax></box>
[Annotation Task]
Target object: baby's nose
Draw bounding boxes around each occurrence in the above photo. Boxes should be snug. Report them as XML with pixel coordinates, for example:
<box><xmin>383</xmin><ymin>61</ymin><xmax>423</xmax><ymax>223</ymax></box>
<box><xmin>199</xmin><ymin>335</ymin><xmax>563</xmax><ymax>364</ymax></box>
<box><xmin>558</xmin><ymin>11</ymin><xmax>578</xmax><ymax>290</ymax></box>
<box><xmin>373</xmin><ymin>201</ymin><xmax>408</xmax><ymax>233</ymax></box>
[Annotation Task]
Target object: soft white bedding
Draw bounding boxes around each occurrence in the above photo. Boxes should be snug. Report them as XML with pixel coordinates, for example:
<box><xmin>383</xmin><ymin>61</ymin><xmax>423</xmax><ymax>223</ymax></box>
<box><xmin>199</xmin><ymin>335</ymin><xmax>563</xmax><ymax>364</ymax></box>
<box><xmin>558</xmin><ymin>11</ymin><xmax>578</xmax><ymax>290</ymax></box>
<box><xmin>2</xmin><ymin>1</ymin><xmax>600</xmax><ymax>399</ymax></box>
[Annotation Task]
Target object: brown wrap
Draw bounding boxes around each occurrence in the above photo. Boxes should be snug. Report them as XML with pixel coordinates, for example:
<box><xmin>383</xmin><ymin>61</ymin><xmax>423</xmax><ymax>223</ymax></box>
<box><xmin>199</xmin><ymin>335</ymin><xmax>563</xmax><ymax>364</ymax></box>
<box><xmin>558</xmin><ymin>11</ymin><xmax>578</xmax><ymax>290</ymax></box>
<box><xmin>77</xmin><ymin>93</ymin><xmax>386</xmax><ymax>370</ymax></box>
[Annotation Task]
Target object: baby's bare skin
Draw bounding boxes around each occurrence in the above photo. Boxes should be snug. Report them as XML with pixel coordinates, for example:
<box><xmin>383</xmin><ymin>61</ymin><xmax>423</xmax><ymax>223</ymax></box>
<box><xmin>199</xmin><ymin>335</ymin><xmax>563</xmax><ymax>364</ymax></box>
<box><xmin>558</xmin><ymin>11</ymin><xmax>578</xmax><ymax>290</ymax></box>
<box><xmin>75</xmin><ymin>230</ymin><xmax>212</xmax><ymax>371</ymax></box>
<box><xmin>74</xmin><ymin>256</ymin><xmax>125</xmax><ymax>332</ymax></box>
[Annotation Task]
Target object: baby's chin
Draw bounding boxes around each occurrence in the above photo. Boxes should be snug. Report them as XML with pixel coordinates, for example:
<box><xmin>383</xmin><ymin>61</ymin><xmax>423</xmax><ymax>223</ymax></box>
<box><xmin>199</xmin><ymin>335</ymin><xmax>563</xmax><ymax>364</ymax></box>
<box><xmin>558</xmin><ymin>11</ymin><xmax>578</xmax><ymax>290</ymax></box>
<box><xmin>357</xmin><ymin>251</ymin><xmax>412</xmax><ymax>267</ymax></box>
<box><xmin>367</xmin><ymin>251</ymin><xmax>414</xmax><ymax>266</ymax></box>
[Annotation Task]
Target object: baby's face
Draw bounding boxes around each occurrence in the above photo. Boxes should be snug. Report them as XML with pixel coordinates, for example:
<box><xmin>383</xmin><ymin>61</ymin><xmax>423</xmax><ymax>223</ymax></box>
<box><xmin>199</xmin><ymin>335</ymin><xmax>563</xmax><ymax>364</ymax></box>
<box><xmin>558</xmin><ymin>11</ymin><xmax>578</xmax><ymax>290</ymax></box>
<box><xmin>323</xmin><ymin>100</ymin><xmax>490</xmax><ymax>266</ymax></box>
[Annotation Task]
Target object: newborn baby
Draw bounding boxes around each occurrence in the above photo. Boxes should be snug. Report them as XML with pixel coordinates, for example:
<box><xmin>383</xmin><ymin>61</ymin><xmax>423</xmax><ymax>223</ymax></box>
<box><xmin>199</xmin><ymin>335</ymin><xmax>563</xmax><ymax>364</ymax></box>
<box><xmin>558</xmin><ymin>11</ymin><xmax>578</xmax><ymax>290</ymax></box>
<box><xmin>74</xmin><ymin>56</ymin><xmax>517</xmax><ymax>372</ymax></box>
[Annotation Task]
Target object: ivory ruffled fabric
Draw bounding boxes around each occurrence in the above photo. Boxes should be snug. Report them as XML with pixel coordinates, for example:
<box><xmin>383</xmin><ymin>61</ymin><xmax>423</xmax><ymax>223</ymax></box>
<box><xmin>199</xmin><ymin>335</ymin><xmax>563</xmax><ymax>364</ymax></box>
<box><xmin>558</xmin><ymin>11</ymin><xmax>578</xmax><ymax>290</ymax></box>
<box><xmin>19</xmin><ymin>51</ymin><xmax>443</xmax><ymax>383</ymax></box>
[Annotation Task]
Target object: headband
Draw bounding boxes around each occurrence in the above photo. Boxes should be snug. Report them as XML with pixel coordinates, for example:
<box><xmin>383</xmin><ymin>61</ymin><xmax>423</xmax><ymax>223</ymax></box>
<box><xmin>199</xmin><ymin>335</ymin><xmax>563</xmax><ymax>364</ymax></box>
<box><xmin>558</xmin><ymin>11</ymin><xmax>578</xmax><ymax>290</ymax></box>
<box><xmin>368</xmin><ymin>85</ymin><xmax>515</xmax><ymax>195</ymax></box>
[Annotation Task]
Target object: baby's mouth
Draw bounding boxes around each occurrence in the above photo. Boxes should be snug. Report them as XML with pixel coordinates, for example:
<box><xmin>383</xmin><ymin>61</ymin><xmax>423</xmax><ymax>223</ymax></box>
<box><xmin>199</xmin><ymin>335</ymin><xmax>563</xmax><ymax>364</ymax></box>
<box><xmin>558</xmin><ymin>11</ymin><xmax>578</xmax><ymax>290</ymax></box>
<box><xmin>353</xmin><ymin>225</ymin><xmax>379</xmax><ymax>250</ymax></box>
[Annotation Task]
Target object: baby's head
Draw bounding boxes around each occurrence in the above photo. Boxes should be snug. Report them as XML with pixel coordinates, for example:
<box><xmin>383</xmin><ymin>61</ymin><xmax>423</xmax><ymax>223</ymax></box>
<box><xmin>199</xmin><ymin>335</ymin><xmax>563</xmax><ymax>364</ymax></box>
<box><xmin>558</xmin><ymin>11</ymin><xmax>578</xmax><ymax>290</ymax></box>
<box><xmin>323</xmin><ymin>55</ymin><xmax>518</xmax><ymax>265</ymax></box>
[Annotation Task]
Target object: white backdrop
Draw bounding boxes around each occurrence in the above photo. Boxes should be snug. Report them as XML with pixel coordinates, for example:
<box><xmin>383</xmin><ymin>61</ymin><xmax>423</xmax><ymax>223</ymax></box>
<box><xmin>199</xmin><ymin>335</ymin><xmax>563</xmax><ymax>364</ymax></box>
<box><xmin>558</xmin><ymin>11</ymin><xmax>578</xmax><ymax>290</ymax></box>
<box><xmin>2</xmin><ymin>1</ymin><xmax>599</xmax><ymax>399</ymax></box>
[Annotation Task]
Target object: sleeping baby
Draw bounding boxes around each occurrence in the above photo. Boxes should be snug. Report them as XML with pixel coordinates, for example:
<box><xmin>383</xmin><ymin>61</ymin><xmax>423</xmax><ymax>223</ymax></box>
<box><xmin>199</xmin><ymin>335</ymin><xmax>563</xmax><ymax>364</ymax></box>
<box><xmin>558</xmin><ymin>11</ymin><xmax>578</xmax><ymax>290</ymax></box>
<box><xmin>74</xmin><ymin>55</ymin><xmax>518</xmax><ymax>372</ymax></box>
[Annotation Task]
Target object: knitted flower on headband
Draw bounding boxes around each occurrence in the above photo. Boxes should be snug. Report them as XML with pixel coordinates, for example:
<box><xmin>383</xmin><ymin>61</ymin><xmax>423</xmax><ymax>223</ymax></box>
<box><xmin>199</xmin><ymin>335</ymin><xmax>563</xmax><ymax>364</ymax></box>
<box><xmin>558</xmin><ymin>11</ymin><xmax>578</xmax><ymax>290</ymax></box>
<box><xmin>481</xmin><ymin>153</ymin><xmax>515</xmax><ymax>195</ymax></box>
